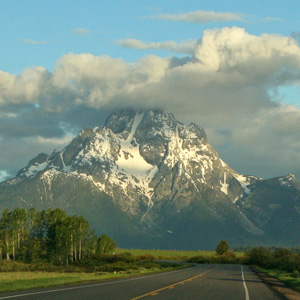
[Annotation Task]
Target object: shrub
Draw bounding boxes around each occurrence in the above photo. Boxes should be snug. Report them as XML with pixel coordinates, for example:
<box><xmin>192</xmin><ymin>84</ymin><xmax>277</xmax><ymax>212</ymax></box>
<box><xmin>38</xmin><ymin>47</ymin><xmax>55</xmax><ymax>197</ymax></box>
<box><xmin>245</xmin><ymin>247</ymin><xmax>300</xmax><ymax>273</ymax></box>
<box><xmin>138</xmin><ymin>262</ymin><xmax>160</xmax><ymax>269</ymax></box>
<box><xmin>246</xmin><ymin>247</ymin><xmax>273</xmax><ymax>267</ymax></box>
<box><xmin>140</xmin><ymin>254</ymin><xmax>154</xmax><ymax>261</ymax></box>
<box><xmin>96</xmin><ymin>262</ymin><xmax>133</xmax><ymax>272</ymax></box>
<box><xmin>188</xmin><ymin>256</ymin><xmax>212</xmax><ymax>264</ymax></box>
<box><xmin>291</xmin><ymin>270</ymin><xmax>299</xmax><ymax>278</ymax></box>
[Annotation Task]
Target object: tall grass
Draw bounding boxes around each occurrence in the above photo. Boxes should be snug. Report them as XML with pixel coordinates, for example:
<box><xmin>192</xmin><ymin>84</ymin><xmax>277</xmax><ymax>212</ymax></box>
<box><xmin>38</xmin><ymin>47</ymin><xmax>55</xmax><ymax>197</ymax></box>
<box><xmin>115</xmin><ymin>248</ymin><xmax>244</xmax><ymax>260</ymax></box>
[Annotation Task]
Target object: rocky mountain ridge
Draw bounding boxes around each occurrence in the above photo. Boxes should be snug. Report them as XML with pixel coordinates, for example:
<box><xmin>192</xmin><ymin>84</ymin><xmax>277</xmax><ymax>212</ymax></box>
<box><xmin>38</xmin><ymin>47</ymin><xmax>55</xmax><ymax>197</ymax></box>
<box><xmin>1</xmin><ymin>109</ymin><xmax>299</xmax><ymax>249</ymax></box>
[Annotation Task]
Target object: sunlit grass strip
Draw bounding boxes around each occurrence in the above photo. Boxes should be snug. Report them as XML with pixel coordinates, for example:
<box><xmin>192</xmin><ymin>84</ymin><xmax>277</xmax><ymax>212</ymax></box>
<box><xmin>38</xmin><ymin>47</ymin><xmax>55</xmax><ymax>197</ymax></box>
<box><xmin>115</xmin><ymin>248</ymin><xmax>244</xmax><ymax>259</ymax></box>
<box><xmin>254</xmin><ymin>266</ymin><xmax>300</xmax><ymax>292</ymax></box>
<box><xmin>0</xmin><ymin>272</ymin><xmax>120</xmax><ymax>293</ymax></box>
<box><xmin>0</xmin><ymin>265</ymin><xmax>188</xmax><ymax>293</ymax></box>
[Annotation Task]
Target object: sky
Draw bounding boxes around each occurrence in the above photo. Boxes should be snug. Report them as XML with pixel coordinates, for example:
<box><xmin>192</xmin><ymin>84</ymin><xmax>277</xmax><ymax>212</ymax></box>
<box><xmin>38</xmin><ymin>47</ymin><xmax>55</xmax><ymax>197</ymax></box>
<box><xmin>1</xmin><ymin>0</ymin><xmax>300</xmax><ymax>182</ymax></box>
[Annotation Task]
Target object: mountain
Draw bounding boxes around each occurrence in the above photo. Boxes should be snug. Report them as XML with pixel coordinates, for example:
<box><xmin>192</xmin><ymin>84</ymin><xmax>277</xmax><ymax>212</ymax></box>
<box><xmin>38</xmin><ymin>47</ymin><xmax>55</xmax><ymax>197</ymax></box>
<box><xmin>0</xmin><ymin>109</ymin><xmax>299</xmax><ymax>249</ymax></box>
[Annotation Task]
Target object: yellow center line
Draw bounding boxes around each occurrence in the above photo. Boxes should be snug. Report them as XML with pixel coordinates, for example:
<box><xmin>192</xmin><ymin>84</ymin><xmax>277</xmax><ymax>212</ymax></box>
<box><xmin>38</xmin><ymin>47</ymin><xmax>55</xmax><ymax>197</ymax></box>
<box><xmin>130</xmin><ymin>272</ymin><xmax>209</xmax><ymax>300</ymax></box>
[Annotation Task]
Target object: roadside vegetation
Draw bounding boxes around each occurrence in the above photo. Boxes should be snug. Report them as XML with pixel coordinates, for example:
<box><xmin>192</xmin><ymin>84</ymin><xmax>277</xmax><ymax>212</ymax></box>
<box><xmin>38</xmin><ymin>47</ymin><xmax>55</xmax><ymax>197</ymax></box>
<box><xmin>0</xmin><ymin>271</ymin><xmax>130</xmax><ymax>293</ymax></box>
<box><xmin>116</xmin><ymin>249</ymin><xmax>217</xmax><ymax>261</ymax></box>
<box><xmin>0</xmin><ymin>211</ymin><xmax>299</xmax><ymax>294</ymax></box>
<box><xmin>254</xmin><ymin>266</ymin><xmax>300</xmax><ymax>293</ymax></box>
<box><xmin>115</xmin><ymin>247</ymin><xmax>244</xmax><ymax>261</ymax></box>
<box><xmin>0</xmin><ymin>208</ymin><xmax>186</xmax><ymax>292</ymax></box>
<box><xmin>247</xmin><ymin>247</ymin><xmax>300</xmax><ymax>292</ymax></box>
<box><xmin>0</xmin><ymin>254</ymin><xmax>183</xmax><ymax>293</ymax></box>
<box><xmin>187</xmin><ymin>240</ymin><xmax>244</xmax><ymax>264</ymax></box>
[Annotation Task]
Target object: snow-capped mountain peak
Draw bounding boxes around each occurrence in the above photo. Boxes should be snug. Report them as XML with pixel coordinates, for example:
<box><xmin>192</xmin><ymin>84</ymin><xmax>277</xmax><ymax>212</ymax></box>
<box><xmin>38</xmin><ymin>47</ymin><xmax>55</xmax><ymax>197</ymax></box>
<box><xmin>15</xmin><ymin>109</ymin><xmax>262</xmax><ymax>216</ymax></box>
<box><xmin>2</xmin><ymin>108</ymin><xmax>300</xmax><ymax>249</ymax></box>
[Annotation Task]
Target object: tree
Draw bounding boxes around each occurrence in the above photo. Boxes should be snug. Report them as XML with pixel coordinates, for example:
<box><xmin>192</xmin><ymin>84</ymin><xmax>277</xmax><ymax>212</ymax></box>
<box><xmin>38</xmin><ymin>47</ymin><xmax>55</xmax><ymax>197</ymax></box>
<box><xmin>11</xmin><ymin>208</ymin><xmax>28</xmax><ymax>260</ymax></box>
<box><xmin>0</xmin><ymin>209</ymin><xmax>13</xmax><ymax>260</ymax></box>
<box><xmin>84</xmin><ymin>230</ymin><xmax>98</xmax><ymax>258</ymax></box>
<box><xmin>96</xmin><ymin>234</ymin><xmax>116</xmax><ymax>257</ymax></box>
<box><xmin>69</xmin><ymin>215</ymin><xmax>90</xmax><ymax>261</ymax></box>
<box><xmin>0</xmin><ymin>208</ymin><xmax>113</xmax><ymax>264</ymax></box>
<box><xmin>216</xmin><ymin>240</ymin><xmax>229</xmax><ymax>255</ymax></box>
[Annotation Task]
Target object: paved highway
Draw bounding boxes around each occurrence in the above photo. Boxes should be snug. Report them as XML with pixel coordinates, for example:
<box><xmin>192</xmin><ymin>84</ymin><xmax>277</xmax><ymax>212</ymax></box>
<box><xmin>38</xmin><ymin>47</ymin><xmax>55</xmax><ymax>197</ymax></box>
<box><xmin>0</xmin><ymin>264</ymin><xmax>286</xmax><ymax>300</ymax></box>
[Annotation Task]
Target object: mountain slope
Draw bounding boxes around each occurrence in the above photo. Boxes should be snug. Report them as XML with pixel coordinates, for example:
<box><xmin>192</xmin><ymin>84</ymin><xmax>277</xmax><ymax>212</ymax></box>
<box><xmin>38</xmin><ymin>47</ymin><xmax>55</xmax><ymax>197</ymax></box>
<box><xmin>0</xmin><ymin>109</ymin><xmax>299</xmax><ymax>249</ymax></box>
<box><xmin>237</xmin><ymin>174</ymin><xmax>300</xmax><ymax>245</ymax></box>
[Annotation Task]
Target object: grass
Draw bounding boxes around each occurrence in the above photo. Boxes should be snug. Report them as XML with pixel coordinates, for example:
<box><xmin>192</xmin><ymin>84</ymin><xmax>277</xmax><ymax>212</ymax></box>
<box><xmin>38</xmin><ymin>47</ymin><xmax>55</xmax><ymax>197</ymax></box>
<box><xmin>115</xmin><ymin>248</ymin><xmax>244</xmax><ymax>260</ymax></box>
<box><xmin>0</xmin><ymin>249</ymin><xmax>247</xmax><ymax>293</ymax></box>
<box><xmin>0</xmin><ymin>263</ymin><xmax>187</xmax><ymax>293</ymax></box>
<box><xmin>254</xmin><ymin>266</ymin><xmax>300</xmax><ymax>292</ymax></box>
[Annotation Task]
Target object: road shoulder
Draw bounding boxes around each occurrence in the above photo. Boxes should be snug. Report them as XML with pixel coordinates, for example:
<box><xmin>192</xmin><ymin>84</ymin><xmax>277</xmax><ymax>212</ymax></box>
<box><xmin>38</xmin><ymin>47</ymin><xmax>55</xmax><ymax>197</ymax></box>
<box><xmin>251</xmin><ymin>267</ymin><xmax>300</xmax><ymax>300</ymax></box>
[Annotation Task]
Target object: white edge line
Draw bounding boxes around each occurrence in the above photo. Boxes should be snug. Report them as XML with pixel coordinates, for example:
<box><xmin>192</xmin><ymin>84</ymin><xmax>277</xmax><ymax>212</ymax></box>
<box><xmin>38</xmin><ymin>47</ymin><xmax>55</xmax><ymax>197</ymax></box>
<box><xmin>0</xmin><ymin>267</ymin><xmax>190</xmax><ymax>299</ymax></box>
<box><xmin>241</xmin><ymin>265</ymin><xmax>250</xmax><ymax>300</ymax></box>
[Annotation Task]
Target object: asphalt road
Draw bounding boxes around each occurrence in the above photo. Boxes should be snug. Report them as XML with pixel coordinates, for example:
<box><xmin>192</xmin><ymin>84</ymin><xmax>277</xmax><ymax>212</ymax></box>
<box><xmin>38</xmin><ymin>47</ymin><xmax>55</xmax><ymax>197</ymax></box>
<box><xmin>0</xmin><ymin>264</ymin><xmax>287</xmax><ymax>300</ymax></box>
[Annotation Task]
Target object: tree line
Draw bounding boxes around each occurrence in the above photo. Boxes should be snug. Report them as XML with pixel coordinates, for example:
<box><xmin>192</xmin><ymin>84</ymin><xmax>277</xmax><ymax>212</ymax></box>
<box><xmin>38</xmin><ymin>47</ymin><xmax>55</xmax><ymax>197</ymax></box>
<box><xmin>0</xmin><ymin>208</ymin><xmax>116</xmax><ymax>265</ymax></box>
<box><xmin>247</xmin><ymin>246</ymin><xmax>300</xmax><ymax>274</ymax></box>
<box><xmin>188</xmin><ymin>240</ymin><xmax>300</xmax><ymax>275</ymax></box>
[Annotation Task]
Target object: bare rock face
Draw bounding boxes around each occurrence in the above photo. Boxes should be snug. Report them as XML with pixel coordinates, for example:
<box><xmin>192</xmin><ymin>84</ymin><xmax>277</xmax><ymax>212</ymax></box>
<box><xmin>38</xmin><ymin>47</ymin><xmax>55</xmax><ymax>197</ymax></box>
<box><xmin>0</xmin><ymin>109</ymin><xmax>299</xmax><ymax>249</ymax></box>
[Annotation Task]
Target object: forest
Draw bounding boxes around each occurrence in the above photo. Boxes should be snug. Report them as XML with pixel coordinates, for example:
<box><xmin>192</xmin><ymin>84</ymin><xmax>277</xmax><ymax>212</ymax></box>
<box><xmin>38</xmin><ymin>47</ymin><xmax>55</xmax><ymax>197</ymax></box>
<box><xmin>0</xmin><ymin>208</ymin><xmax>116</xmax><ymax>265</ymax></box>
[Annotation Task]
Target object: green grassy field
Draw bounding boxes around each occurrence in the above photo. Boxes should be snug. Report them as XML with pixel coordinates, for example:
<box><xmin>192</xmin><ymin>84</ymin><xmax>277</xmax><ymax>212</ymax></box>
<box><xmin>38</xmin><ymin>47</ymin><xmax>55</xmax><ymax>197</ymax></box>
<box><xmin>115</xmin><ymin>248</ymin><xmax>244</xmax><ymax>260</ymax></box>
<box><xmin>0</xmin><ymin>264</ymin><xmax>187</xmax><ymax>293</ymax></box>
<box><xmin>254</xmin><ymin>267</ymin><xmax>300</xmax><ymax>292</ymax></box>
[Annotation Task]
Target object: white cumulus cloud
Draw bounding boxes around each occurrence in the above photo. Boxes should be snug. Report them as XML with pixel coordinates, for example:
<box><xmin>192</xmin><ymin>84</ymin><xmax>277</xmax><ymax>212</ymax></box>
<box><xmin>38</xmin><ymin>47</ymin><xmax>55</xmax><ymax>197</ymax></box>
<box><xmin>0</xmin><ymin>67</ymin><xmax>51</xmax><ymax>106</ymax></box>
<box><xmin>2</xmin><ymin>27</ymin><xmax>300</xmax><ymax>114</ymax></box>
<box><xmin>1</xmin><ymin>27</ymin><xmax>300</xmax><ymax>180</ymax></box>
